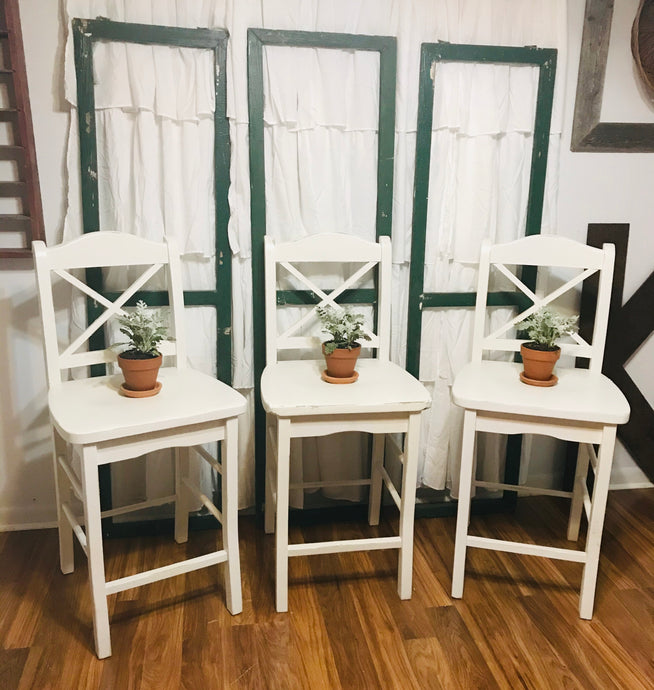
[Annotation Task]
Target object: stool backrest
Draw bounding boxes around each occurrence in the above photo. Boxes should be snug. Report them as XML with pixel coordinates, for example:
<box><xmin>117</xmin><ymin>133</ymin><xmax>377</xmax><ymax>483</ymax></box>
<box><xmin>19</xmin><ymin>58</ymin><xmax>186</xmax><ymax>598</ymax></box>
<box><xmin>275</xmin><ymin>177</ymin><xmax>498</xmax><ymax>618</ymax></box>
<box><xmin>33</xmin><ymin>231</ymin><xmax>187</xmax><ymax>387</ymax></box>
<box><xmin>472</xmin><ymin>234</ymin><xmax>615</xmax><ymax>374</ymax></box>
<box><xmin>264</xmin><ymin>233</ymin><xmax>392</xmax><ymax>365</ymax></box>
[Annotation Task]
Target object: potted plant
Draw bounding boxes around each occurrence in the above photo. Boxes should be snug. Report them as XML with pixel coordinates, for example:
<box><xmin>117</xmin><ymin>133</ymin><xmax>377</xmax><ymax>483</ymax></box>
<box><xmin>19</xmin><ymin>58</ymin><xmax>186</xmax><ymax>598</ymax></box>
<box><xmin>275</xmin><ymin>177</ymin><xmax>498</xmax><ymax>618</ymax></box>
<box><xmin>116</xmin><ymin>300</ymin><xmax>168</xmax><ymax>397</ymax></box>
<box><xmin>316</xmin><ymin>305</ymin><xmax>371</xmax><ymax>383</ymax></box>
<box><xmin>517</xmin><ymin>306</ymin><xmax>578</xmax><ymax>386</ymax></box>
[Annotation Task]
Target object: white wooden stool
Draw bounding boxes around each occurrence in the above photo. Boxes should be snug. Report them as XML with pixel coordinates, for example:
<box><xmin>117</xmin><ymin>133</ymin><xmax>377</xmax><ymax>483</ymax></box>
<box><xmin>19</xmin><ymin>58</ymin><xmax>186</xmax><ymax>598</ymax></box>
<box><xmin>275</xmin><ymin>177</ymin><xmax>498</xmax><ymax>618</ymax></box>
<box><xmin>260</xmin><ymin>233</ymin><xmax>430</xmax><ymax>611</ymax></box>
<box><xmin>34</xmin><ymin>231</ymin><xmax>246</xmax><ymax>657</ymax></box>
<box><xmin>450</xmin><ymin>235</ymin><xmax>630</xmax><ymax>619</ymax></box>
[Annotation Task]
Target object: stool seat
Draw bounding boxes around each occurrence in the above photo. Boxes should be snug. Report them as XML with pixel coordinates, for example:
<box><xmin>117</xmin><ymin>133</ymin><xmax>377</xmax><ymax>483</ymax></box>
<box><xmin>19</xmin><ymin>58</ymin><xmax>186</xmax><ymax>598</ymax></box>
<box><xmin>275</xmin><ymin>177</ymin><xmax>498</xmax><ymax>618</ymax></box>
<box><xmin>50</xmin><ymin>368</ymin><xmax>246</xmax><ymax>445</ymax></box>
<box><xmin>453</xmin><ymin>361</ymin><xmax>629</xmax><ymax>425</ymax></box>
<box><xmin>262</xmin><ymin>359</ymin><xmax>430</xmax><ymax>417</ymax></box>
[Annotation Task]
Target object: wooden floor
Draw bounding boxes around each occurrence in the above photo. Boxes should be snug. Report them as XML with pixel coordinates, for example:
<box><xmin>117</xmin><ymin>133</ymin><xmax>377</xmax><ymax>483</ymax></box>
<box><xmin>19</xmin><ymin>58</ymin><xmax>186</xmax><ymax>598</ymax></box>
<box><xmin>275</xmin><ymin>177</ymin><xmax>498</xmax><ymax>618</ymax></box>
<box><xmin>1</xmin><ymin>489</ymin><xmax>652</xmax><ymax>689</ymax></box>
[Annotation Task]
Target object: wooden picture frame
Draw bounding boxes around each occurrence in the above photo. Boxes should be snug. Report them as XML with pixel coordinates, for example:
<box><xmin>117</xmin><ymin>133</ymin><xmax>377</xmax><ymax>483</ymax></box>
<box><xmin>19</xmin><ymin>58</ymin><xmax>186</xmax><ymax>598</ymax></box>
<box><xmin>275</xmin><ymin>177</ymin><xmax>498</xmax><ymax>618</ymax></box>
<box><xmin>572</xmin><ymin>0</ymin><xmax>654</xmax><ymax>152</ymax></box>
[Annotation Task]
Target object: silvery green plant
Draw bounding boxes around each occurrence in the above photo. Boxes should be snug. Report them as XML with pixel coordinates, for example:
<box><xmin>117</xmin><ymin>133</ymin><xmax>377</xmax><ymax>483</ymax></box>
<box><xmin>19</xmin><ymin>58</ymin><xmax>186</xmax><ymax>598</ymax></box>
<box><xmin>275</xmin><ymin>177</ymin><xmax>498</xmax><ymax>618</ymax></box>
<box><xmin>518</xmin><ymin>307</ymin><xmax>578</xmax><ymax>351</ymax></box>
<box><xmin>316</xmin><ymin>305</ymin><xmax>371</xmax><ymax>355</ymax></box>
<box><xmin>117</xmin><ymin>300</ymin><xmax>168</xmax><ymax>358</ymax></box>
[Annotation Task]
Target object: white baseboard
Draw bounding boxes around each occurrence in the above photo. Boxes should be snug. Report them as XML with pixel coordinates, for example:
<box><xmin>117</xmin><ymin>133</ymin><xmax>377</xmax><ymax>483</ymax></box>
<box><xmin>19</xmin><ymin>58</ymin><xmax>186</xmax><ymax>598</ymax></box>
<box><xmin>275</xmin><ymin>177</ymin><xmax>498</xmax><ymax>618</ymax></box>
<box><xmin>519</xmin><ymin>471</ymin><xmax>652</xmax><ymax>493</ymax></box>
<box><xmin>0</xmin><ymin>506</ymin><xmax>57</xmax><ymax>532</ymax></box>
<box><xmin>610</xmin><ymin>463</ymin><xmax>653</xmax><ymax>490</ymax></box>
<box><xmin>609</xmin><ymin>481</ymin><xmax>653</xmax><ymax>491</ymax></box>
<box><xmin>1</xmin><ymin>520</ymin><xmax>57</xmax><ymax>532</ymax></box>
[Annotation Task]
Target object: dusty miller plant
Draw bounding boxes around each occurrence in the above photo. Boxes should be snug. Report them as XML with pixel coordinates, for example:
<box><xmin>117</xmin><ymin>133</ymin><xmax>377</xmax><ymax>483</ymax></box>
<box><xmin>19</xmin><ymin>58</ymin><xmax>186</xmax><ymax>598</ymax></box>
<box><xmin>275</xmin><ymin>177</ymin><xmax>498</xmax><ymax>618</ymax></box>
<box><xmin>117</xmin><ymin>300</ymin><xmax>168</xmax><ymax>358</ymax></box>
<box><xmin>316</xmin><ymin>305</ymin><xmax>371</xmax><ymax>355</ymax></box>
<box><xmin>518</xmin><ymin>307</ymin><xmax>578</xmax><ymax>351</ymax></box>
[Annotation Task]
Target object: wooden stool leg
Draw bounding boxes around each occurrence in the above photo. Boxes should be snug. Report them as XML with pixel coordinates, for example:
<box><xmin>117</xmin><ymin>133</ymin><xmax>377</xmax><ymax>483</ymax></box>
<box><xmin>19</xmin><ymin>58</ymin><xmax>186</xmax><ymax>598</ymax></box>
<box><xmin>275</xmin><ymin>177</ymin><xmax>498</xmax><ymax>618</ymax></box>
<box><xmin>567</xmin><ymin>442</ymin><xmax>590</xmax><ymax>541</ymax></box>
<box><xmin>398</xmin><ymin>414</ymin><xmax>420</xmax><ymax>599</ymax></box>
<box><xmin>368</xmin><ymin>433</ymin><xmax>385</xmax><ymax>526</ymax></box>
<box><xmin>174</xmin><ymin>447</ymin><xmax>190</xmax><ymax>544</ymax></box>
<box><xmin>579</xmin><ymin>425</ymin><xmax>616</xmax><ymax>619</ymax></box>
<box><xmin>53</xmin><ymin>430</ymin><xmax>74</xmax><ymax>574</ymax></box>
<box><xmin>452</xmin><ymin>410</ymin><xmax>477</xmax><ymax>599</ymax></box>
<box><xmin>223</xmin><ymin>417</ymin><xmax>242</xmax><ymax>615</ymax></box>
<box><xmin>264</xmin><ymin>414</ymin><xmax>276</xmax><ymax>535</ymax></box>
<box><xmin>275</xmin><ymin>418</ymin><xmax>291</xmax><ymax>612</ymax></box>
<box><xmin>80</xmin><ymin>446</ymin><xmax>111</xmax><ymax>659</ymax></box>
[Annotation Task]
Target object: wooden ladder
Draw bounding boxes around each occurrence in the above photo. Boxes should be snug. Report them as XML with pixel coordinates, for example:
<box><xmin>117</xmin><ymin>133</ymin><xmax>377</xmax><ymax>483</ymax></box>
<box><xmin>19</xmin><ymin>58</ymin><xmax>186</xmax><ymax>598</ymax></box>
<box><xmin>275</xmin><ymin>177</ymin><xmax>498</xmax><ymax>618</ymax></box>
<box><xmin>0</xmin><ymin>0</ymin><xmax>43</xmax><ymax>259</ymax></box>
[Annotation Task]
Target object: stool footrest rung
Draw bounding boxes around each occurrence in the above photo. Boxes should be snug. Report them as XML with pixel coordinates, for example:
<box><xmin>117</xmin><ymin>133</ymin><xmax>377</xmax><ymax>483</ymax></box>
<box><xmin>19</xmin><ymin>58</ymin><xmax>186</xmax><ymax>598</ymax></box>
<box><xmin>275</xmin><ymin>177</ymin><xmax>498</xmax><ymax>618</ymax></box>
<box><xmin>582</xmin><ymin>483</ymin><xmax>592</xmax><ymax>519</ymax></box>
<box><xmin>58</xmin><ymin>455</ymin><xmax>82</xmax><ymax>501</ymax></box>
<box><xmin>386</xmin><ymin>433</ymin><xmax>404</xmax><ymax>463</ymax></box>
<box><xmin>288</xmin><ymin>535</ymin><xmax>401</xmax><ymax>557</ymax></box>
<box><xmin>61</xmin><ymin>501</ymin><xmax>87</xmax><ymax>554</ymax></box>
<box><xmin>101</xmin><ymin>494</ymin><xmax>175</xmax><ymax>519</ymax></box>
<box><xmin>105</xmin><ymin>550</ymin><xmax>228</xmax><ymax>595</ymax></box>
<box><xmin>586</xmin><ymin>442</ymin><xmax>598</xmax><ymax>472</ymax></box>
<box><xmin>474</xmin><ymin>480</ymin><xmax>573</xmax><ymax>499</ymax></box>
<box><xmin>381</xmin><ymin>466</ymin><xmax>401</xmax><ymax>509</ymax></box>
<box><xmin>193</xmin><ymin>445</ymin><xmax>222</xmax><ymax>475</ymax></box>
<box><xmin>289</xmin><ymin>478</ymin><xmax>371</xmax><ymax>490</ymax></box>
<box><xmin>467</xmin><ymin>535</ymin><xmax>587</xmax><ymax>562</ymax></box>
<box><xmin>182</xmin><ymin>477</ymin><xmax>222</xmax><ymax>525</ymax></box>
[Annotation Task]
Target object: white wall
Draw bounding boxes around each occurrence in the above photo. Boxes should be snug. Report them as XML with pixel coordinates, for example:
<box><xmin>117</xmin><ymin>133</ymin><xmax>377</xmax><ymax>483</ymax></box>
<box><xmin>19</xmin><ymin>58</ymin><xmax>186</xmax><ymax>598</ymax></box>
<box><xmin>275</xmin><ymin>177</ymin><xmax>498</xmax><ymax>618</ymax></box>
<box><xmin>0</xmin><ymin>0</ymin><xmax>68</xmax><ymax>528</ymax></box>
<box><xmin>0</xmin><ymin>0</ymin><xmax>650</xmax><ymax>529</ymax></box>
<box><xmin>557</xmin><ymin>0</ymin><xmax>654</xmax><ymax>488</ymax></box>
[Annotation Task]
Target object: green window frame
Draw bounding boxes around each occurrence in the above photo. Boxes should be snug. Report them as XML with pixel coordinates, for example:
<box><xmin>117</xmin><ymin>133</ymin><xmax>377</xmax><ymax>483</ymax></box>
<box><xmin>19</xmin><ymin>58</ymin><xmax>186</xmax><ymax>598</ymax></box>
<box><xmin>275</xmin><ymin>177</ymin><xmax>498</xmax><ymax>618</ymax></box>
<box><xmin>406</xmin><ymin>42</ymin><xmax>557</xmax><ymax>516</ymax></box>
<box><xmin>247</xmin><ymin>28</ymin><xmax>397</xmax><ymax>512</ymax></box>
<box><xmin>72</xmin><ymin>18</ymin><xmax>232</xmax><ymax>536</ymax></box>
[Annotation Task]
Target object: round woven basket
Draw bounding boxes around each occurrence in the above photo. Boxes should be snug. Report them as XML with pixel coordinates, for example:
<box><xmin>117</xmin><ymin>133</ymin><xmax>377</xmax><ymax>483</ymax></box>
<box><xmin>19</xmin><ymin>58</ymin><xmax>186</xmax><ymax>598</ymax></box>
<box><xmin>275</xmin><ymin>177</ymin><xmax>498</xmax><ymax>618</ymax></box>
<box><xmin>632</xmin><ymin>0</ymin><xmax>654</xmax><ymax>98</ymax></box>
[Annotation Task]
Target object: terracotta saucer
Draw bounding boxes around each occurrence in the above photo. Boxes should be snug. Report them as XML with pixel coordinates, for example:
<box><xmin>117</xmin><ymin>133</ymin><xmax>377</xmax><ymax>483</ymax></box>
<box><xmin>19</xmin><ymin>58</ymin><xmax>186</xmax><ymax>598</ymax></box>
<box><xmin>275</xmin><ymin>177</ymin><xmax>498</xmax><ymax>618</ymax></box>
<box><xmin>321</xmin><ymin>370</ymin><xmax>359</xmax><ymax>384</ymax></box>
<box><xmin>120</xmin><ymin>381</ymin><xmax>163</xmax><ymax>398</ymax></box>
<box><xmin>519</xmin><ymin>372</ymin><xmax>558</xmax><ymax>387</ymax></box>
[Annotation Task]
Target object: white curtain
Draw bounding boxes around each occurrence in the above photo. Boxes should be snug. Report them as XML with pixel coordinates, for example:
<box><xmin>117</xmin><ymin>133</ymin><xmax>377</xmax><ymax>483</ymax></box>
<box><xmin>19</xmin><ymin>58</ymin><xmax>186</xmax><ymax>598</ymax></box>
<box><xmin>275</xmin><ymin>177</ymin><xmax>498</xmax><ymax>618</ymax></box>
<box><xmin>62</xmin><ymin>0</ymin><xmax>568</xmax><ymax>510</ymax></box>
<box><xmin>419</xmin><ymin>58</ymin><xmax>564</xmax><ymax>494</ymax></box>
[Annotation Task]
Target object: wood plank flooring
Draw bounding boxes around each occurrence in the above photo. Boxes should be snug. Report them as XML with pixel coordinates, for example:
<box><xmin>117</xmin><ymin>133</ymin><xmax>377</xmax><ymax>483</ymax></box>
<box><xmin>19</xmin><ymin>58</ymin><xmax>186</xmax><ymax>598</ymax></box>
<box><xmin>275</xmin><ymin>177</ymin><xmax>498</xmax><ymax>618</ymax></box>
<box><xmin>1</xmin><ymin>489</ymin><xmax>652</xmax><ymax>689</ymax></box>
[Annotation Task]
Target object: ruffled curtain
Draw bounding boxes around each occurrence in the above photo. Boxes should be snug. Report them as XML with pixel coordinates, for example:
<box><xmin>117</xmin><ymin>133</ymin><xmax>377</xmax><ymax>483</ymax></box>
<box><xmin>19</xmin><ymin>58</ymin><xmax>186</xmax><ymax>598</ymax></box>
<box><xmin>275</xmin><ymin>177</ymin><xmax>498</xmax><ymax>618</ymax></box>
<box><xmin>62</xmin><ymin>0</ymin><xmax>568</xmax><ymax>510</ymax></box>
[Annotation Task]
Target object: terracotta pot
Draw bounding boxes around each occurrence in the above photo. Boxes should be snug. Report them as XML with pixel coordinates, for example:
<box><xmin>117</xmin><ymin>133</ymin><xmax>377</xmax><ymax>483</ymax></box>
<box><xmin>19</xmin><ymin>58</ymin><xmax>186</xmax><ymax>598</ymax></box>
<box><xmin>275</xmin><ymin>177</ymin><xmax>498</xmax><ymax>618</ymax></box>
<box><xmin>322</xmin><ymin>343</ymin><xmax>361</xmax><ymax>380</ymax></box>
<box><xmin>520</xmin><ymin>343</ymin><xmax>560</xmax><ymax>384</ymax></box>
<box><xmin>118</xmin><ymin>353</ymin><xmax>162</xmax><ymax>392</ymax></box>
